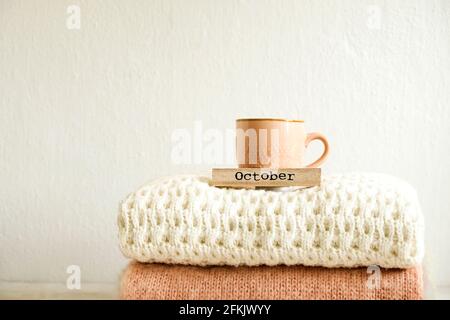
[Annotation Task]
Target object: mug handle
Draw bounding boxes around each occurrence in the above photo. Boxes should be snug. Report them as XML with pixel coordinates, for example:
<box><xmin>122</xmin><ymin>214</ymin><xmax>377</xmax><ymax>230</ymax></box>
<box><xmin>305</xmin><ymin>132</ymin><xmax>329</xmax><ymax>168</ymax></box>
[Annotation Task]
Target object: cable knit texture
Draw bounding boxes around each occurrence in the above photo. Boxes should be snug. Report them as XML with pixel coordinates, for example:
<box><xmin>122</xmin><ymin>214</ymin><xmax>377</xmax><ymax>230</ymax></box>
<box><xmin>118</xmin><ymin>173</ymin><xmax>424</xmax><ymax>268</ymax></box>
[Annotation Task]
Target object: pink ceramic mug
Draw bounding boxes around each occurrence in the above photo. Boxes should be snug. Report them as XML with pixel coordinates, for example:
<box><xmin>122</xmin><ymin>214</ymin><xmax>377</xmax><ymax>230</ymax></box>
<box><xmin>236</xmin><ymin>118</ymin><xmax>329</xmax><ymax>168</ymax></box>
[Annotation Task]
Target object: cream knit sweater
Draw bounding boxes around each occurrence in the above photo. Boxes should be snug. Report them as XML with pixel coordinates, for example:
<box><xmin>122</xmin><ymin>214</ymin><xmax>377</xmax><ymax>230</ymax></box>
<box><xmin>118</xmin><ymin>173</ymin><xmax>424</xmax><ymax>268</ymax></box>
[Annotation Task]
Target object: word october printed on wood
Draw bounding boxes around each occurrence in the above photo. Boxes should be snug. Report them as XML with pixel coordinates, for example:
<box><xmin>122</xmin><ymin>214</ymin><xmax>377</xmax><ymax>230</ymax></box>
<box><xmin>211</xmin><ymin>168</ymin><xmax>321</xmax><ymax>188</ymax></box>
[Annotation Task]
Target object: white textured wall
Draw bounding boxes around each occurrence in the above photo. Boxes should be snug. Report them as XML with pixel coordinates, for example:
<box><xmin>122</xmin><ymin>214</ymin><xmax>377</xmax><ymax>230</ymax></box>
<box><xmin>1</xmin><ymin>0</ymin><xmax>449</xmax><ymax>286</ymax></box>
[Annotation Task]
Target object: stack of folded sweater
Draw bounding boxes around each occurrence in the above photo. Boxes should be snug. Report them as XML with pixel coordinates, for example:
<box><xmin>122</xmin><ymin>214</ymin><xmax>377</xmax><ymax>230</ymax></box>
<box><xmin>118</xmin><ymin>173</ymin><xmax>424</xmax><ymax>300</ymax></box>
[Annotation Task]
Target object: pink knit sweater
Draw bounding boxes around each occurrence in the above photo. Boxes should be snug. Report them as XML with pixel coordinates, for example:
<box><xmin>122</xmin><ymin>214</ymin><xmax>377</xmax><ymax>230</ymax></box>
<box><xmin>120</xmin><ymin>262</ymin><xmax>423</xmax><ymax>300</ymax></box>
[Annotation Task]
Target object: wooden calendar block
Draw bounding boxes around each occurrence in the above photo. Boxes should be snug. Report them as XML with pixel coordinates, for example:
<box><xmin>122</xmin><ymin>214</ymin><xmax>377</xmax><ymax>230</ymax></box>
<box><xmin>211</xmin><ymin>168</ymin><xmax>321</xmax><ymax>188</ymax></box>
